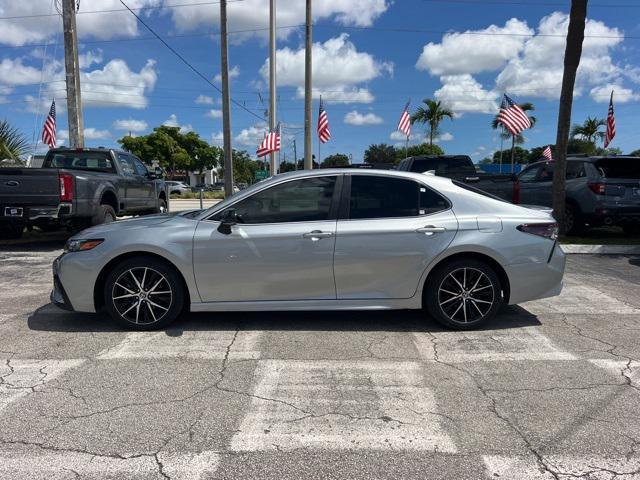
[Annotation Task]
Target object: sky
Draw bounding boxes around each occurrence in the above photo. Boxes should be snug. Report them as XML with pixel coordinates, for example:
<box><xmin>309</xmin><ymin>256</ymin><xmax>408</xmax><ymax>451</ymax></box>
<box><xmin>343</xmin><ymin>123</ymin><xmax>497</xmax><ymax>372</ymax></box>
<box><xmin>1</xmin><ymin>0</ymin><xmax>639</xmax><ymax>164</ymax></box>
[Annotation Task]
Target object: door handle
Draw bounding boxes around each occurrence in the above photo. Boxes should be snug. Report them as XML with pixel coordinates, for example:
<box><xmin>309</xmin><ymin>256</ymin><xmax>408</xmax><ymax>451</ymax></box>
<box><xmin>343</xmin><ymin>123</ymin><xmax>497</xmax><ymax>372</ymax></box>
<box><xmin>303</xmin><ymin>230</ymin><xmax>334</xmax><ymax>240</ymax></box>
<box><xmin>416</xmin><ymin>225</ymin><xmax>446</xmax><ymax>235</ymax></box>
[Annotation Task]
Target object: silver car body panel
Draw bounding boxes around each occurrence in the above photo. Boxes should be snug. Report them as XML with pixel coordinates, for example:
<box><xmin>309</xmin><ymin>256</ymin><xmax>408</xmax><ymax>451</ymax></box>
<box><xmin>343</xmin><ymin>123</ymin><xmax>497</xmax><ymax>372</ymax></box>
<box><xmin>55</xmin><ymin>168</ymin><xmax>565</xmax><ymax>314</ymax></box>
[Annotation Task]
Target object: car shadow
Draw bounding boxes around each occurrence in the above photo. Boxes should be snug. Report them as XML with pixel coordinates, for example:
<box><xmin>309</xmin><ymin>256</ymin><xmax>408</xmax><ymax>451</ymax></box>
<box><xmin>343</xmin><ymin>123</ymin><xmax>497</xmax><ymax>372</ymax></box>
<box><xmin>28</xmin><ymin>303</ymin><xmax>541</xmax><ymax>334</ymax></box>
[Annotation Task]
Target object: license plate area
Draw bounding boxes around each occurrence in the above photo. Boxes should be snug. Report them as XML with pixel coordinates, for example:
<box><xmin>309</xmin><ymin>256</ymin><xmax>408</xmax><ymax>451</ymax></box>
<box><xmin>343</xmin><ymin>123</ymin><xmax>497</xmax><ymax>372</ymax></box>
<box><xmin>4</xmin><ymin>207</ymin><xmax>23</xmax><ymax>217</ymax></box>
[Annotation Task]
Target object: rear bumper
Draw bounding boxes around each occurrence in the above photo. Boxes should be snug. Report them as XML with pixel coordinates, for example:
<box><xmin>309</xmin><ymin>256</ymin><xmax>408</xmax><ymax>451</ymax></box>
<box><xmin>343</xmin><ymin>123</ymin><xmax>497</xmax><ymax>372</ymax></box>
<box><xmin>504</xmin><ymin>242</ymin><xmax>566</xmax><ymax>305</ymax></box>
<box><xmin>590</xmin><ymin>206</ymin><xmax>640</xmax><ymax>225</ymax></box>
<box><xmin>0</xmin><ymin>203</ymin><xmax>73</xmax><ymax>225</ymax></box>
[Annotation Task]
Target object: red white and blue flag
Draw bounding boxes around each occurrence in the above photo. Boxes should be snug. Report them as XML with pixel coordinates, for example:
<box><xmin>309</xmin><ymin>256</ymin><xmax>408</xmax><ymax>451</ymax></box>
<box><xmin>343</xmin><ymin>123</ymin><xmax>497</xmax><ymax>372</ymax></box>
<box><xmin>496</xmin><ymin>94</ymin><xmax>532</xmax><ymax>136</ymax></box>
<box><xmin>317</xmin><ymin>97</ymin><xmax>331</xmax><ymax>143</ymax></box>
<box><xmin>256</xmin><ymin>124</ymin><xmax>280</xmax><ymax>158</ymax></box>
<box><xmin>42</xmin><ymin>99</ymin><xmax>57</xmax><ymax>149</ymax></box>
<box><xmin>542</xmin><ymin>145</ymin><xmax>553</xmax><ymax>161</ymax></box>
<box><xmin>397</xmin><ymin>100</ymin><xmax>411</xmax><ymax>138</ymax></box>
<box><xmin>604</xmin><ymin>91</ymin><xmax>616</xmax><ymax>148</ymax></box>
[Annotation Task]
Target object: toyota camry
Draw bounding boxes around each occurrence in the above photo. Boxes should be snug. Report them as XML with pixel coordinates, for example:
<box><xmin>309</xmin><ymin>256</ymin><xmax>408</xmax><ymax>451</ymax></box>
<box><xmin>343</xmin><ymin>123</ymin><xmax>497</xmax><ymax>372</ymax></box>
<box><xmin>51</xmin><ymin>169</ymin><xmax>565</xmax><ymax>330</ymax></box>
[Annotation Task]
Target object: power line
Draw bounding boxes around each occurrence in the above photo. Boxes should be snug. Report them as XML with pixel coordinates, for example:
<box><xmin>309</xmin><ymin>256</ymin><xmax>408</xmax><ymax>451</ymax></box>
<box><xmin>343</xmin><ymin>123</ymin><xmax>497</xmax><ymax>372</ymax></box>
<box><xmin>117</xmin><ymin>0</ymin><xmax>263</xmax><ymax>121</ymax></box>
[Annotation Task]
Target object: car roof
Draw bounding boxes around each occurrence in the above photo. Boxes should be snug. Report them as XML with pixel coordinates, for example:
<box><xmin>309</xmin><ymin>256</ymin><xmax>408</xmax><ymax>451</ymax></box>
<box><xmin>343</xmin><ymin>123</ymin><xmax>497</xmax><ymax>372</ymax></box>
<box><xmin>48</xmin><ymin>147</ymin><xmax>129</xmax><ymax>155</ymax></box>
<box><xmin>527</xmin><ymin>155</ymin><xmax>640</xmax><ymax>168</ymax></box>
<box><xmin>269</xmin><ymin>167</ymin><xmax>455</xmax><ymax>187</ymax></box>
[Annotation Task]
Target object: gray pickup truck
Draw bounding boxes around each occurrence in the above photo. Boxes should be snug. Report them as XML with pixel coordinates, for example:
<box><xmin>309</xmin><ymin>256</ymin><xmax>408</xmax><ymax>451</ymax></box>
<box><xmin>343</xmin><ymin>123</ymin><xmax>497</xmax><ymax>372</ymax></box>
<box><xmin>396</xmin><ymin>155</ymin><xmax>516</xmax><ymax>201</ymax></box>
<box><xmin>0</xmin><ymin>147</ymin><xmax>167</xmax><ymax>238</ymax></box>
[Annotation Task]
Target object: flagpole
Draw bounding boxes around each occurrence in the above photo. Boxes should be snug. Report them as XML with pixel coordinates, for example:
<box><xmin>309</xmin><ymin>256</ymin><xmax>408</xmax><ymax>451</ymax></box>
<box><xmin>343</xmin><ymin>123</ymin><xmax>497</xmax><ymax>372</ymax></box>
<box><xmin>405</xmin><ymin>135</ymin><xmax>409</xmax><ymax>159</ymax></box>
<box><xmin>498</xmin><ymin>134</ymin><xmax>504</xmax><ymax>174</ymax></box>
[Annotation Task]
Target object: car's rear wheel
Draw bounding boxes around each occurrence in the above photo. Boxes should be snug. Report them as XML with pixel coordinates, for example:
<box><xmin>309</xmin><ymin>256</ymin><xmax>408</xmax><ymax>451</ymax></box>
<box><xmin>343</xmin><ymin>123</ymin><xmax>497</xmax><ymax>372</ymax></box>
<box><xmin>104</xmin><ymin>257</ymin><xmax>184</xmax><ymax>330</ymax></box>
<box><xmin>425</xmin><ymin>259</ymin><xmax>502</xmax><ymax>330</ymax></box>
<box><xmin>565</xmin><ymin>204</ymin><xmax>585</xmax><ymax>236</ymax></box>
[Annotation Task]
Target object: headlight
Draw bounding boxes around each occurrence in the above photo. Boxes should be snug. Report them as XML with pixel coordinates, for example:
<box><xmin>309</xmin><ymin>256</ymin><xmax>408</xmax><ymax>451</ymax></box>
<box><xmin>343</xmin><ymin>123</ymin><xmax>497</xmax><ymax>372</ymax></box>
<box><xmin>64</xmin><ymin>239</ymin><xmax>104</xmax><ymax>253</ymax></box>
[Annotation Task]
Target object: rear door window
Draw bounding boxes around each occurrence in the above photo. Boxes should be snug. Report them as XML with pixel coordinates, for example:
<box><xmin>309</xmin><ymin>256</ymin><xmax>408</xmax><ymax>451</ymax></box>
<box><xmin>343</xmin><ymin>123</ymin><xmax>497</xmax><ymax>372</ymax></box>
<box><xmin>566</xmin><ymin>162</ymin><xmax>586</xmax><ymax>179</ymax></box>
<box><xmin>43</xmin><ymin>151</ymin><xmax>115</xmax><ymax>172</ymax></box>
<box><xmin>595</xmin><ymin>158</ymin><xmax>640</xmax><ymax>179</ymax></box>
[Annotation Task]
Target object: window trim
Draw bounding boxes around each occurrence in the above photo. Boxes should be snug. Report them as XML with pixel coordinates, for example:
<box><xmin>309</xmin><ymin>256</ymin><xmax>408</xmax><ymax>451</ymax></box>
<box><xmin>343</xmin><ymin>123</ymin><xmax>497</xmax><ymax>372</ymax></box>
<box><xmin>340</xmin><ymin>173</ymin><xmax>452</xmax><ymax>221</ymax></box>
<box><xmin>204</xmin><ymin>174</ymin><xmax>343</xmax><ymax>226</ymax></box>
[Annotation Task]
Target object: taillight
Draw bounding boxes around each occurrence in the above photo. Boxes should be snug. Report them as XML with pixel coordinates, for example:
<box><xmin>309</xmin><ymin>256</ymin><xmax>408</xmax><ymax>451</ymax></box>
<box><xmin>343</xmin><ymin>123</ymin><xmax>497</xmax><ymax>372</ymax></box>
<box><xmin>59</xmin><ymin>173</ymin><xmax>73</xmax><ymax>202</ymax></box>
<box><xmin>512</xmin><ymin>180</ymin><xmax>520</xmax><ymax>204</ymax></box>
<box><xmin>587</xmin><ymin>182</ymin><xmax>606</xmax><ymax>195</ymax></box>
<box><xmin>517</xmin><ymin>222</ymin><xmax>559</xmax><ymax>241</ymax></box>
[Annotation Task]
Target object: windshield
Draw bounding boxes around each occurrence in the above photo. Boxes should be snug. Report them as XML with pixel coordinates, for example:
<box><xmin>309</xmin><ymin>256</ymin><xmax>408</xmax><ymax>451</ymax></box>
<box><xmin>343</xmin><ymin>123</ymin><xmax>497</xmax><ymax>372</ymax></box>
<box><xmin>196</xmin><ymin>177</ymin><xmax>275</xmax><ymax>219</ymax></box>
<box><xmin>43</xmin><ymin>151</ymin><xmax>115</xmax><ymax>173</ymax></box>
<box><xmin>595</xmin><ymin>158</ymin><xmax>640</xmax><ymax>179</ymax></box>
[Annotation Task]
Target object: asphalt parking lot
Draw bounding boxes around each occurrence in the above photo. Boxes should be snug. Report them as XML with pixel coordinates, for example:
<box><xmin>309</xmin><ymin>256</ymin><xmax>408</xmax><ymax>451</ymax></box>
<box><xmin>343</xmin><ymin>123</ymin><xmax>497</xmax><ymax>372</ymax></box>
<box><xmin>0</xmin><ymin>249</ymin><xmax>639</xmax><ymax>479</ymax></box>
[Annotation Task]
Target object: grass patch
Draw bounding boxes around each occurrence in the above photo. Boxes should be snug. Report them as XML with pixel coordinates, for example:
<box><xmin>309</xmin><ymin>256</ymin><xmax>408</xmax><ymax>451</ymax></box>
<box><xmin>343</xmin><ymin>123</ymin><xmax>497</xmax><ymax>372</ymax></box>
<box><xmin>560</xmin><ymin>226</ymin><xmax>640</xmax><ymax>245</ymax></box>
<box><xmin>170</xmin><ymin>191</ymin><xmax>225</xmax><ymax>200</ymax></box>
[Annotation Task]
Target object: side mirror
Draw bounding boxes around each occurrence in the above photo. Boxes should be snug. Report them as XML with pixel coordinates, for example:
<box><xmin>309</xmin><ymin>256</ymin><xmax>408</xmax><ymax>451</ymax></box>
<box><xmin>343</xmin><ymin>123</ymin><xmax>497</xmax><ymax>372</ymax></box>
<box><xmin>217</xmin><ymin>208</ymin><xmax>238</xmax><ymax>235</ymax></box>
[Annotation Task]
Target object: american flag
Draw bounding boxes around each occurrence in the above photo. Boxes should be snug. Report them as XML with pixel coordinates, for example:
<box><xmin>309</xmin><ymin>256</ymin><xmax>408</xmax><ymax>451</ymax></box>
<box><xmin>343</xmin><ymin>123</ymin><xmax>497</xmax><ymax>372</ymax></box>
<box><xmin>604</xmin><ymin>91</ymin><xmax>616</xmax><ymax>148</ymax></box>
<box><xmin>397</xmin><ymin>100</ymin><xmax>411</xmax><ymax>138</ymax></box>
<box><xmin>542</xmin><ymin>145</ymin><xmax>553</xmax><ymax>161</ymax></box>
<box><xmin>256</xmin><ymin>125</ymin><xmax>280</xmax><ymax>158</ymax></box>
<box><xmin>317</xmin><ymin>97</ymin><xmax>331</xmax><ymax>143</ymax></box>
<box><xmin>42</xmin><ymin>99</ymin><xmax>57</xmax><ymax>149</ymax></box>
<box><xmin>496</xmin><ymin>94</ymin><xmax>532</xmax><ymax>136</ymax></box>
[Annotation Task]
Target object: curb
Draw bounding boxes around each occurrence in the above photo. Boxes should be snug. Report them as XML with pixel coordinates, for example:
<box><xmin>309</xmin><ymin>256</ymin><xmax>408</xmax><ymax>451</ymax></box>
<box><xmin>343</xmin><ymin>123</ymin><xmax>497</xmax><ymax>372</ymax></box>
<box><xmin>560</xmin><ymin>244</ymin><xmax>640</xmax><ymax>255</ymax></box>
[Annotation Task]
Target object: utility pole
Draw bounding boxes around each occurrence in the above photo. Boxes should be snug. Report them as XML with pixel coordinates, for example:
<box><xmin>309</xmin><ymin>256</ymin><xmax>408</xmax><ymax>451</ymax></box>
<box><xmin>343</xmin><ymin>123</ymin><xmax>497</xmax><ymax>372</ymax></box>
<box><xmin>269</xmin><ymin>0</ymin><xmax>277</xmax><ymax>175</ymax></box>
<box><xmin>62</xmin><ymin>0</ymin><xmax>84</xmax><ymax>147</ymax></box>
<box><xmin>293</xmin><ymin>138</ymin><xmax>297</xmax><ymax>170</ymax></box>
<box><xmin>303</xmin><ymin>0</ymin><xmax>313</xmax><ymax>169</ymax></box>
<box><xmin>220</xmin><ymin>0</ymin><xmax>234</xmax><ymax>197</ymax></box>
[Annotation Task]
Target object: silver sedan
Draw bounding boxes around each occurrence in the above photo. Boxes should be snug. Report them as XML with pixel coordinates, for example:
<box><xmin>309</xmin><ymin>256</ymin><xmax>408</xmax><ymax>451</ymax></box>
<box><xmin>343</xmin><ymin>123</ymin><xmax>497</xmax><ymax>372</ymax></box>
<box><xmin>51</xmin><ymin>169</ymin><xmax>565</xmax><ymax>330</ymax></box>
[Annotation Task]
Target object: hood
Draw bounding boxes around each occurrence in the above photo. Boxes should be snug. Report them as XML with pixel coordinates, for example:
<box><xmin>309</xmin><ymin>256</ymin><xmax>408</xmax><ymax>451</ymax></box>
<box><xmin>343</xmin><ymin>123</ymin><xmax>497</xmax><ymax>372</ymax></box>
<box><xmin>74</xmin><ymin>213</ymin><xmax>176</xmax><ymax>238</ymax></box>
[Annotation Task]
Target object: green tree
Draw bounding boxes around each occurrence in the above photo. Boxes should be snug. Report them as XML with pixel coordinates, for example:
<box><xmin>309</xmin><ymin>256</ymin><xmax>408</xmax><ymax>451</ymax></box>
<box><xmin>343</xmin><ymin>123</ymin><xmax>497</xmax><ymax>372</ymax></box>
<box><xmin>364</xmin><ymin>143</ymin><xmax>396</xmax><ymax>164</ymax></box>
<box><xmin>0</xmin><ymin>120</ymin><xmax>29</xmax><ymax>161</ymax></box>
<box><xmin>571</xmin><ymin>116</ymin><xmax>605</xmax><ymax>144</ymax></box>
<box><xmin>395</xmin><ymin>143</ymin><xmax>444</xmax><ymax>163</ymax></box>
<box><xmin>218</xmin><ymin>150</ymin><xmax>259</xmax><ymax>184</ymax></box>
<box><xmin>492</xmin><ymin>147</ymin><xmax>530</xmax><ymax>165</ymax></box>
<box><xmin>410</xmin><ymin>99</ymin><xmax>454</xmax><ymax>146</ymax></box>
<box><xmin>630</xmin><ymin>149</ymin><xmax>640</xmax><ymax>156</ymax></box>
<box><xmin>567</xmin><ymin>138</ymin><xmax>596</xmax><ymax>156</ymax></box>
<box><xmin>321</xmin><ymin>154</ymin><xmax>349</xmax><ymax>168</ymax></box>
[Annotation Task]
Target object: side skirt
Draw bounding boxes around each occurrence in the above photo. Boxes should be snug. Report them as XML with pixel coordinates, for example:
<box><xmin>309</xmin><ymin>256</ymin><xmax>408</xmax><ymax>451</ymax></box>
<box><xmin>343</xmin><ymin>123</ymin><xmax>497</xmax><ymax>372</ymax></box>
<box><xmin>190</xmin><ymin>297</ymin><xmax>422</xmax><ymax>312</ymax></box>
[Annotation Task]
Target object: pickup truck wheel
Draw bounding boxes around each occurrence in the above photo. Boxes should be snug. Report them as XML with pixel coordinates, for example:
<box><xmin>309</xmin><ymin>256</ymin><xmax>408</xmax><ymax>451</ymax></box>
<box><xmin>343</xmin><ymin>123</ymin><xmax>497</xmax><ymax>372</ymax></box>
<box><xmin>156</xmin><ymin>198</ymin><xmax>167</xmax><ymax>214</ymax></box>
<box><xmin>425</xmin><ymin>259</ymin><xmax>502</xmax><ymax>330</ymax></box>
<box><xmin>104</xmin><ymin>256</ymin><xmax>184</xmax><ymax>330</ymax></box>
<box><xmin>92</xmin><ymin>204</ymin><xmax>117</xmax><ymax>226</ymax></box>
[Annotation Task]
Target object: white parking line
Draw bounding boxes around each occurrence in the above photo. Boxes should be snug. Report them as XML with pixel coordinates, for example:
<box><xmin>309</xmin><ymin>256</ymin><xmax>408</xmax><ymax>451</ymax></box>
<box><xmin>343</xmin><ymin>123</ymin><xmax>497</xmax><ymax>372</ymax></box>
<box><xmin>0</xmin><ymin>448</ymin><xmax>219</xmax><ymax>480</ymax></box>
<box><xmin>0</xmin><ymin>359</ymin><xmax>84</xmax><ymax>412</ymax></box>
<box><xmin>97</xmin><ymin>331</ymin><xmax>261</xmax><ymax>360</ymax></box>
<box><xmin>230</xmin><ymin>360</ymin><xmax>457</xmax><ymax>452</ymax></box>
<box><xmin>413</xmin><ymin>327</ymin><xmax>576</xmax><ymax>362</ymax></box>
<box><xmin>483</xmin><ymin>455</ymin><xmax>640</xmax><ymax>479</ymax></box>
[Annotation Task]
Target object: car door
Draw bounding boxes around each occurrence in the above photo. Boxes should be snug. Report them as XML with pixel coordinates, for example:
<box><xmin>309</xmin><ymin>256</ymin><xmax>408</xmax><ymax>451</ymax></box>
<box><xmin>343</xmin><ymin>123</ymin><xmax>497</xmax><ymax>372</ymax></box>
<box><xmin>116</xmin><ymin>153</ymin><xmax>140</xmax><ymax>211</ymax></box>
<box><xmin>131</xmin><ymin>156</ymin><xmax>156</xmax><ymax>209</ymax></box>
<box><xmin>193</xmin><ymin>175</ymin><xmax>342</xmax><ymax>303</ymax></box>
<box><xmin>333</xmin><ymin>174</ymin><xmax>458</xmax><ymax>300</ymax></box>
<box><xmin>517</xmin><ymin>164</ymin><xmax>542</xmax><ymax>205</ymax></box>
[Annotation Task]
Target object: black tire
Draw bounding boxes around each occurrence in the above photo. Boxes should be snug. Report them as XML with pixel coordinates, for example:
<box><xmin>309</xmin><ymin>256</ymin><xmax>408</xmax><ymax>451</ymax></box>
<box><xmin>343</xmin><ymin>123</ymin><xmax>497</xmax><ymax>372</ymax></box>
<box><xmin>156</xmin><ymin>198</ymin><xmax>167</xmax><ymax>214</ymax></box>
<box><xmin>564</xmin><ymin>204</ymin><xmax>585</xmax><ymax>236</ymax></box>
<box><xmin>0</xmin><ymin>225</ymin><xmax>23</xmax><ymax>239</ymax></box>
<box><xmin>425</xmin><ymin>258</ymin><xmax>502</xmax><ymax>330</ymax></box>
<box><xmin>91</xmin><ymin>204</ymin><xmax>117</xmax><ymax>226</ymax></box>
<box><xmin>37</xmin><ymin>224</ymin><xmax>61</xmax><ymax>233</ymax></box>
<box><xmin>623</xmin><ymin>224</ymin><xmax>640</xmax><ymax>236</ymax></box>
<box><xmin>103</xmin><ymin>256</ymin><xmax>184</xmax><ymax>330</ymax></box>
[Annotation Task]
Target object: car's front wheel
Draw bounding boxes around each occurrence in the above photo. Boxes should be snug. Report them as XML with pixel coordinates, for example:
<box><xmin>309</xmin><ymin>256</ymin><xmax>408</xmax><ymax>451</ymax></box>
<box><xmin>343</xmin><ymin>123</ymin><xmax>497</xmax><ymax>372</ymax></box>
<box><xmin>103</xmin><ymin>256</ymin><xmax>184</xmax><ymax>330</ymax></box>
<box><xmin>425</xmin><ymin>259</ymin><xmax>502</xmax><ymax>330</ymax></box>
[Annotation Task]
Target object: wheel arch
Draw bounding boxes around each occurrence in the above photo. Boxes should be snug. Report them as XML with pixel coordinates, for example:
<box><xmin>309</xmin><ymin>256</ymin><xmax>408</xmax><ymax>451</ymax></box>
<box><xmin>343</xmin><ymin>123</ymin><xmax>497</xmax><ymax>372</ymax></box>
<box><xmin>100</xmin><ymin>189</ymin><xmax>119</xmax><ymax>214</ymax></box>
<box><xmin>93</xmin><ymin>251</ymin><xmax>191</xmax><ymax>312</ymax></box>
<box><xmin>421</xmin><ymin>251</ymin><xmax>510</xmax><ymax>306</ymax></box>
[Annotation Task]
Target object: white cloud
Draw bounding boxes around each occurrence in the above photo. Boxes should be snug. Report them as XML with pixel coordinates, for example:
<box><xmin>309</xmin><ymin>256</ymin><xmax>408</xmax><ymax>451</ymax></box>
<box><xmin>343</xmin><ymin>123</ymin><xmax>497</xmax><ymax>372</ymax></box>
<box><xmin>590</xmin><ymin>83</ymin><xmax>639</xmax><ymax>103</ymax></box>
<box><xmin>262</xmin><ymin>34</ymin><xmax>392</xmax><ymax>104</ymax></box>
<box><xmin>435</xmin><ymin>132</ymin><xmax>454</xmax><ymax>142</ymax></box>
<box><xmin>390</xmin><ymin>131</ymin><xmax>419</xmax><ymax>142</ymax></box>
<box><xmin>0</xmin><ymin>57</ymin><xmax>46</xmax><ymax>86</ymax></box>
<box><xmin>495</xmin><ymin>12</ymin><xmax>624</xmax><ymax>99</ymax></box>
<box><xmin>195</xmin><ymin>94</ymin><xmax>215</xmax><ymax>105</ymax></box>
<box><xmin>344</xmin><ymin>110</ymin><xmax>383</xmax><ymax>126</ymax></box>
<box><xmin>0</xmin><ymin>0</ymin><xmax>160</xmax><ymax>46</ymax></box>
<box><xmin>234</xmin><ymin>123</ymin><xmax>268</xmax><ymax>147</ymax></box>
<box><xmin>417</xmin><ymin>18</ymin><xmax>533</xmax><ymax>76</ymax></box>
<box><xmin>213</xmin><ymin>65</ymin><xmax>240</xmax><ymax>84</ymax></box>
<box><xmin>78</xmin><ymin>49</ymin><xmax>104</xmax><ymax>69</ymax></box>
<box><xmin>163</xmin><ymin>114</ymin><xmax>193</xmax><ymax>134</ymax></box>
<box><xmin>83</xmin><ymin>128</ymin><xmax>112</xmax><ymax>140</ymax></box>
<box><xmin>205</xmin><ymin>109</ymin><xmax>223</xmax><ymax>119</ymax></box>
<box><xmin>211</xmin><ymin>131</ymin><xmax>224</xmax><ymax>145</ymax></box>
<box><xmin>167</xmin><ymin>0</ymin><xmax>388</xmax><ymax>42</ymax></box>
<box><xmin>113</xmin><ymin>119</ymin><xmax>149</xmax><ymax>132</ymax></box>
<box><xmin>435</xmin><ymin>74</ymin><xmax>499</xmax><ymax>114</ymax></box>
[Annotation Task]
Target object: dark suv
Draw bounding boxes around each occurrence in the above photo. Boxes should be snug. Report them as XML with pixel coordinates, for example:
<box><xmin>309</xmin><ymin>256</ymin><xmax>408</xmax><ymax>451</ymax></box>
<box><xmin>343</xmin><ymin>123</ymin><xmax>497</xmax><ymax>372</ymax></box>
<box><xmin>515</xmin><ymin>156</ymin><xmax>640</xmax><ymax>234</ymax></box>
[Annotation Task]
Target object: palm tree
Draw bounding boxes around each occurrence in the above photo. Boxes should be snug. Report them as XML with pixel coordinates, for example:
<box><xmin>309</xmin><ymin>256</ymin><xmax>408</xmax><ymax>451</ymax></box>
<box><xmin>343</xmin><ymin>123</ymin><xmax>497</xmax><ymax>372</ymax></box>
<box><xmin>570</xmin><ymin>116</ymin><xmax>606</xmax><ymax>144</ymax></box>
<box><xmin>0</xmin><ymin>120</ymin><xmax>29</xmax><ymax>161</ymax></box>
<box><xmin>410</xmin><ymin>99</ymin><xmax>453</xmax><ymax>146</ymax></box>
<box><xmin>491</xmin><ymin>102</ymin><xmax>536</xmax><ymax>171</ymax></box>
<box><xmin>364</xmin><ymin>143</ymin><xmax>396</xmax><ymax>164</ymax></box>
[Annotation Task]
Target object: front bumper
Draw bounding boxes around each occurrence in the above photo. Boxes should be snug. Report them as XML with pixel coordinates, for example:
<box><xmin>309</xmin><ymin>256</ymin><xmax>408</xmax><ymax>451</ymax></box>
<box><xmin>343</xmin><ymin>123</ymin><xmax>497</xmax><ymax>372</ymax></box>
<box><xmin>51</xmin><ymin>257</ymin><xmax>74</xmax><ymax>311</ymax></box>
<box><xmin>504</xmin><ymin>241</ymin><xmax>566</xmax><ymax>305</ymax></box>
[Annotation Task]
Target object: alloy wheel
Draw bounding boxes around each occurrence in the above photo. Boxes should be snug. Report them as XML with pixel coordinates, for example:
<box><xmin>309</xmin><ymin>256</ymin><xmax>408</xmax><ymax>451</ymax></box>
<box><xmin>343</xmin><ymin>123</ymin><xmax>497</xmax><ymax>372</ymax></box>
<box><xmin>437</xmin><ymin>267</ymin><xmax>495</xmax><ymax>324</ymax></box>
<box><xmin>111</xmin><ymin>267</ymin><xmax>173</xmax><ymax>325</ymax></box>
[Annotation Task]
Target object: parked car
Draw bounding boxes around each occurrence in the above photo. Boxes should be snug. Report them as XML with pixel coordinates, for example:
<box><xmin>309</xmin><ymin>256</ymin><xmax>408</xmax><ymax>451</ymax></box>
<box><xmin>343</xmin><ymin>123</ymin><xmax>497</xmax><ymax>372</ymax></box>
<box><xmin>396</xmin><ymin>155</ymin><xmax>516</xmax><ymax>201</ymax></box>
<box><xmin>52</xmin><ymin>169</ymin><xmax>565</xmax><ymax>331</ymax></box>
<box><xmin>0</xmin><ymin>148</ymin><xmax>167</xmax><ymax>238</ymax></box>
<box><xmin>165</xmin><ymin>181</ymin><xmax>191</xmax><ymax>195</ymax></box>
<box><xmin>515</xmin><ymin>155</ymin><xmax>640</xmax><ymax>235</ymax></box>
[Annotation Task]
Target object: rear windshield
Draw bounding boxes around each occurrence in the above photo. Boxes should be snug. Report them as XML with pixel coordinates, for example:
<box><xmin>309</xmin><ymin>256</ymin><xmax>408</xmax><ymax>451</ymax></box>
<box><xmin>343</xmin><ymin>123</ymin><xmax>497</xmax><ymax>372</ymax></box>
<box><xmin>43</xmin><ymin>151</ymin><xmax>115</xmax><ymax>173</ymax></box>
<box><xmin>594</xmin><ymin>158</ymin><xmax>640</xmax><ymax>179</ymax></box>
